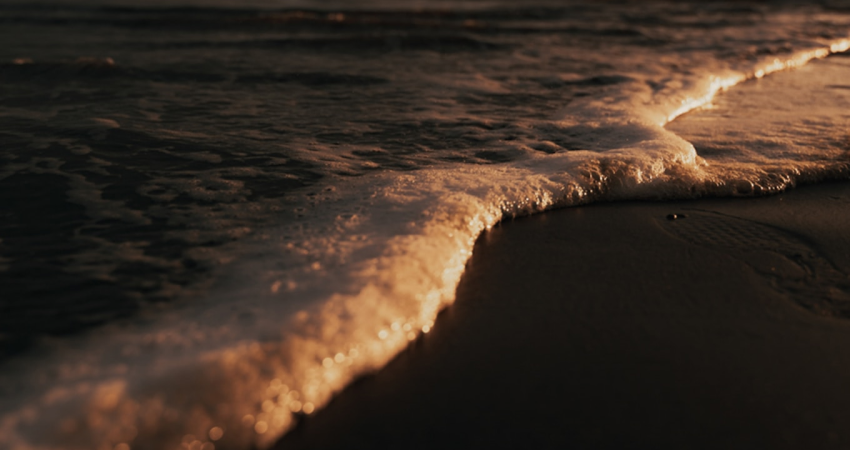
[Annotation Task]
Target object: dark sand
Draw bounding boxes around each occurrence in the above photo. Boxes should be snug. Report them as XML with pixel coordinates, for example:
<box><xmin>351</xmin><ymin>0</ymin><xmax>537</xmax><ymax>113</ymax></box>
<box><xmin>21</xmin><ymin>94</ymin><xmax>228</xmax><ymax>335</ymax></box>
<box><xmin>275</xmin><ymin>181</ymin><xmax>850</xmax><ymax>450</ymax></box>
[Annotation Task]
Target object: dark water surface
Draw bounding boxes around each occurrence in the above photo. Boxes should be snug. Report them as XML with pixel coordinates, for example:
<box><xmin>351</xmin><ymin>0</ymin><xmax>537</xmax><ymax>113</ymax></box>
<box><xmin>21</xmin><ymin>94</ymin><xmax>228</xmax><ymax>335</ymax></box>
<box><xmin>2</xmin><ymin>1</ymin><xmax>850</xmax><ymax>449</ymax></box>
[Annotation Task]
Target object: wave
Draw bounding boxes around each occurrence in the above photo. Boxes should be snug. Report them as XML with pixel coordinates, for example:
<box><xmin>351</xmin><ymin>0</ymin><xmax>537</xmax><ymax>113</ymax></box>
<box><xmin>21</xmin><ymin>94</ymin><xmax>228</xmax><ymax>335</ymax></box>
<box><xmin>1</xmin><ymin>32</ymin><xmax>849</xmax><ymax>450</ymax></box>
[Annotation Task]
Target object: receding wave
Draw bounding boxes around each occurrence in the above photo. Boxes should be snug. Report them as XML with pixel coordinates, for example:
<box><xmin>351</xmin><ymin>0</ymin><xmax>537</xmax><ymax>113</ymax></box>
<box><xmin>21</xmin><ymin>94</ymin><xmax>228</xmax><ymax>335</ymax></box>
<box><xmin>2</xmin><ymin>2</ymin><xmax>850</xmax><ymax>449</ymax></box>
<box><xmin>3</xmin><ymin>37</ymin><xmax>850</xmax><ymax>449</ymax></box>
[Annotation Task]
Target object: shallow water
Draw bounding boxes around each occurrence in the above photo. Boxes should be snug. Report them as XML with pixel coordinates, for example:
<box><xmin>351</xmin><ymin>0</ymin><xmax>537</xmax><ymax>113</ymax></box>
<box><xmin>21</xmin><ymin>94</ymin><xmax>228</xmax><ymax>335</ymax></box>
<box><xmin>1</xmin><ymin>1</ymin><xmax>850</xmax><ymax>449</ymax></box>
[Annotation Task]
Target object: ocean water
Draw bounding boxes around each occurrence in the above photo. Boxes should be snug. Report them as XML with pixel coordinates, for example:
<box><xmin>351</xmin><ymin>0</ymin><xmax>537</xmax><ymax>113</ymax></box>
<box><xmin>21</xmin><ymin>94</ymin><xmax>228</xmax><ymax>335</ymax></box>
<box><xmin>1</xmin><ymin>1</ymin><xmax>850</xmax><ymax>448</ymax></box>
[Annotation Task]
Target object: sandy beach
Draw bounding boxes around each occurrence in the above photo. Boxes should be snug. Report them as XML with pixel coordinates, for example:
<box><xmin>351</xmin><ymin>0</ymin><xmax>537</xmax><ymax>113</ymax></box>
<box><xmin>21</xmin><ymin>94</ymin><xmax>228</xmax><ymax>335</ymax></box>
<box><xmin>275</xmin><ymin>181</ymin><xmax>850</xmax><ymax>450</ymax></box>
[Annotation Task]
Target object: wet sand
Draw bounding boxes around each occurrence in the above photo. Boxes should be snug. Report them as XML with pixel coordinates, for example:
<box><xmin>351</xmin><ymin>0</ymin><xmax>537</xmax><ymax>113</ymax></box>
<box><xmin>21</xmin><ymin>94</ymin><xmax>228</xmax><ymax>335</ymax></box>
<box><xmin>275</xmin><ymin>181</ymin><xmax>850</xmax><ymax>450</ymax></box>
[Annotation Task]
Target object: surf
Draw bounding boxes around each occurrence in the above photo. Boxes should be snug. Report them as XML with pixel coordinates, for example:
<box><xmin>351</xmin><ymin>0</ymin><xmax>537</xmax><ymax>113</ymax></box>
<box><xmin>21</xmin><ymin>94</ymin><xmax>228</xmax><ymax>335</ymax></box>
<box><xmin>2</xmin><ymin>2</ymin><xmax>850</xmax><ymax>449</ymax></box>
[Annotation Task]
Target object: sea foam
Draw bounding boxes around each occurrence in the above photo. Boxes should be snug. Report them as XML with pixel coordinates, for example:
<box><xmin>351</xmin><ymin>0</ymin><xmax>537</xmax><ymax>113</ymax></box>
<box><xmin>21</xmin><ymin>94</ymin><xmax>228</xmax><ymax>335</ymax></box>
<box><xmin>1</xmin><ymin>3</ymin><xmax>850</xmax><ymax>449</ymax></box>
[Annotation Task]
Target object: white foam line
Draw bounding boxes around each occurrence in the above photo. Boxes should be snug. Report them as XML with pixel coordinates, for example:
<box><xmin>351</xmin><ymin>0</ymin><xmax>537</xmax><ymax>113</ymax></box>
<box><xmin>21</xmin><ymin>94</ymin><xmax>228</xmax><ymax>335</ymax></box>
<box><xmin>3</xmin><ymin>33</ymin><xmax>850</xmax><ymax>450</ymax></box>
<box><xmin>664</xmin><ymin>38</ymin><xmax>850</xmax><ymax>125</ymax></box>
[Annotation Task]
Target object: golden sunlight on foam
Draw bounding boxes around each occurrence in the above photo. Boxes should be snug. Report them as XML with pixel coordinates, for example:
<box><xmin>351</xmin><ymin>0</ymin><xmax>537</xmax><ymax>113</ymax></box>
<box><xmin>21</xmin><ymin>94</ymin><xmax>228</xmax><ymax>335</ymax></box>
<box><xmin>7</xmin><ymin>35</ymin><xmax>846</xmax><ymax>445</ymax></box>
<box><xmin>664</xmin><ymin>39</ymin><xmax>850</xmax><ymax>125</ymax></box>
<box><xmin>233</xmin><ymin>196</ymin><xmax>508</xmax><ymax>447</ymax></box>
<box><xmin>665</xmin><ymin>74</ymin><xmax>744</xmax><ymax>125</ymax></box>
<box><xmin>831</xmin><ymin>39</ymin><xmax>850</xmax><ymax>53</ymax></box>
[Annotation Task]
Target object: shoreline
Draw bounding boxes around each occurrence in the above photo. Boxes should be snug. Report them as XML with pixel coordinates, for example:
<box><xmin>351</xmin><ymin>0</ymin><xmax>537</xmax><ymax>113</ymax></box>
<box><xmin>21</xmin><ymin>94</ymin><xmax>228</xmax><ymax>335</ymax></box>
<box><xmin>274</xmin><ymin>180</ymin><xmax>850</xmax><ymax>449</ymax></box>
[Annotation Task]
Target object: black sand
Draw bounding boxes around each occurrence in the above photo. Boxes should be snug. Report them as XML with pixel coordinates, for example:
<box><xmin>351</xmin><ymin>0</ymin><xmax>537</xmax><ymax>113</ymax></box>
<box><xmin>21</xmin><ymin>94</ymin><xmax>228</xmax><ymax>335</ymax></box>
<box><xmin>275</xmin><ymin>182</ymin><xmax>850</xmax><ymax>450</ymax></box>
